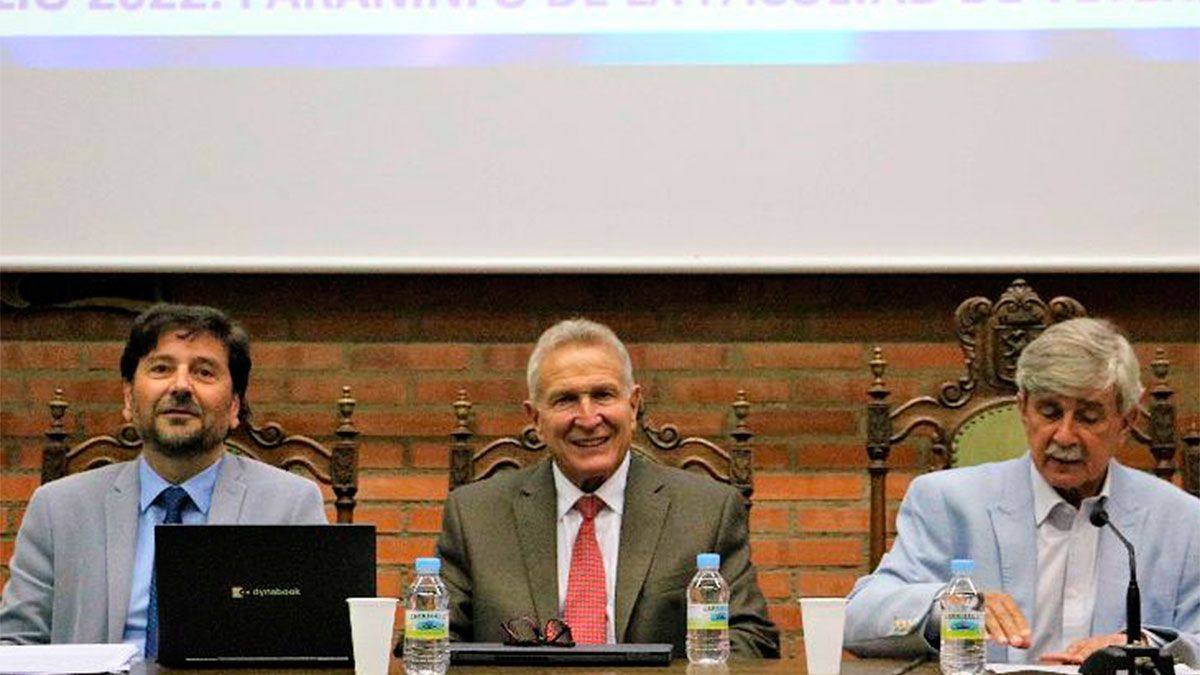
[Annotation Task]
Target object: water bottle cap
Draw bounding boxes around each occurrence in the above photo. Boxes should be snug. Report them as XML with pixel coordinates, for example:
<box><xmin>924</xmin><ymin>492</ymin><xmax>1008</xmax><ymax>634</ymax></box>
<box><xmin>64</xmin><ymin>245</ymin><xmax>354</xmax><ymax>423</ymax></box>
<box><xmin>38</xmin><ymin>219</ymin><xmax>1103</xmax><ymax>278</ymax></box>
<box><xmin>414</xmin><ymin>557</ymin><xmax>441</xmax><ymax>574</ymax></box>
<box><xmin>696</xmin><ymin>553</ymin><xmax>720</xmax><ymax>569</ymax></box>
<box><xmin>950</xmin><ymin>558</ymin><xmax>975</xmax><ymax>574</ymax></box>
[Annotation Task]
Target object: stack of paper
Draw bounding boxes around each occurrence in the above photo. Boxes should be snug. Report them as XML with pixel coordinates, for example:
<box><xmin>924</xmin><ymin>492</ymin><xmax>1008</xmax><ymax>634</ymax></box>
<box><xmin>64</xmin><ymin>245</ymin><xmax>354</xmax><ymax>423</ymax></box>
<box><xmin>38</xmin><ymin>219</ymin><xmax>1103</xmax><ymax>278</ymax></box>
<box><xmin>0</xmin><ymin>644</ymin><xmax>140</xmax><ymax>675</ymax></box>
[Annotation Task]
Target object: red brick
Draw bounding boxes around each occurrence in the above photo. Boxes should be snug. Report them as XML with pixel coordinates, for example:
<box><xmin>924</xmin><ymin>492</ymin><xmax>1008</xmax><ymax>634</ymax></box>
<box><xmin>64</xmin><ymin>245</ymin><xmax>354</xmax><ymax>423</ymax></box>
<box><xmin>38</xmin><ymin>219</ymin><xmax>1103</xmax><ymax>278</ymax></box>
<box><xmin>0</xmin><ymin>412</ymin><xmax>48</xmax><ymax>438</ymax></box>
<box><xmin>757</xmin><ymin>570</ymin><xmax>793</xmax><ymax>599</ymax></box>
<box><xmin>753</xmin><ymin>444</ymin><xmax>790</xmax><ymax>470</ymax></box>
<box><xmin>289</xmin><ymin>376</ymin><xmax>403</xmax><ymax>405</ymax></box>
<box><xmin>0</xmin><ymin>539</ymin><xmax>14</xmax><ymax>567</ymax></box>
<box><xmin>768</xmin><ymin>602</ymin><xmax>801</xmax><ymax>630</ymax></box>
<box><xmin>418</xmin><ymin>314</ymin><xmax>540</xmax><ymax>341</ymax></box>
<box><xmin>82</xmin><ymin>343</ymin><xmax>124</xmax><ymax>371</ymax></box>
<box><xmin>355</xmin><ymin>506</ymin><xmax>403</xmax><ymax>533</ymax></box>
<box><xmin>377</xmin><ymin>536</ymin><xmax>438</xmax><ymax>564</ymax></box>
<box><xmin>637</xmin><ymin>409</ymin><xmax>726</xmax><ymax>436</ymax></box>
<box><xmin>248</xmin><ymin>376</ymin><xmax>287</xmax><ymax>404</ymax></box>
<box><xmin>359</xmin><ymin>475</ymin><xmax>447</xmax><ymax>501</ymax></box>
<box><xmin>254</xmin><ymin>343</ymin><xmax>344</xmax><ymax>370</ymax></box>
<box><xmin>410</xmin><ymin>443</ymin><xmax>450</xmax><ymax>469</ymax></box>
<box><xmin>1</xmin><ymin>377</ymin><xmax>26</xmax><ymax>402</ymax></box>
<box><xmin>666</xmin><ymin>378</ymin><xmax>789</xmax><ymax>405</ymax></box>
<box><xmin>0</xmin><ymin>474</ymin><xmax>40</xmax><ymax>502</ymax></box>
<box><xmin>796</xmin><ymin>508</ymin><xmax>869</xmax><ymax>533</ymax></box>
<box><xmin>798</xmin><ymin>571</ymin><xmax>858</xmax><ymax>597</ymax></box>
<box><xmin>27</xmin><ymin>378</ymin><xmax>123</xmax><ymax>405</ymax></box>
<box><xmin>377</xmin><ymin>570</ymin><xmax>403</xmax><ymax>598</ymax></box>
<box><xmin>797</xmin><ymin>445</ymin><xmax>869</xmax><ymax>469</ymax></box>
<box><xmin>406</xmin><ymin>507</ymin><xmax>444</xmax><ymax>533</ymax></box>
<box><xmin>754</xmin><ymin>474</ymin><xmax>863</xmax><ymax>501</ymax></box>
<box><xmin>348</xmin><ymin>345</ymin><xmax>471</xmax><ymax>371</ymax></box>
<box><xmin>1136</xmin><ymin>343</ymin><xmax>1200</xmax><ymax>372</ymax></box>
<box><xmin>293</xmin><ymin>314</ymin><xmax>411</xmax><ymax>342</ymax></box>
<box><xmin>1</xmin><ymin>440</ymin><xmax>43</xmax><ymax>470</ymax></box>
<box><xmin>742</xmin><ymin>344</ymin><xmax>864</xmax><ymax>370</ymax></box>
<box><xmin>753</xmin><ymin>410</ymin><xmax>857</xmax><ymax>436</ymax></box>
<box><xmin>751</xmin><ymin>538</ymin><xmax>862</xmax><ymax>567</ymax></box>
<box><xmin>481</xmin><ymin>345</ymin><xmax>533</xmax><ymax>372</ymax></box>
<box><xmin>885</xmin><ymin>472</ymin><xmax>916</xmax><ymax>501</ymax></box>
<box><xmin>474</xmin><ymin>411</ymin><xmax>536</xmax><ymax>437</ymax></box>
<box><xmin>415</xmin><ymin>379</ymin><xmax>526</xmax><ymax>406</ymax></box>
<box><xmin>357</xmin><ymin>442</ymin><xmax>405</xmax><ymax>470</ymax></box>
<box><xmin>750</xmin><ymin>506</ymin><xmax>790</xmax><ymax>534</ymax></box>
<box><xmin>875</xmin><ymin>343</ymin><xmax>965</xmax><ymax>369</ymax></box>
<box><xmin>629</xmin><ymin>344</ymin><xmax>729</xmax><ymax>370</ymax></box>
<box><xmin>353</xmin><ymin>411</ymin><xmax>448</xmax><ymax>438</ymax></box>
<box><xmin>0</xmin><ymin>343</ymin><xmax>81</xmax><ymax>370</ymax></box>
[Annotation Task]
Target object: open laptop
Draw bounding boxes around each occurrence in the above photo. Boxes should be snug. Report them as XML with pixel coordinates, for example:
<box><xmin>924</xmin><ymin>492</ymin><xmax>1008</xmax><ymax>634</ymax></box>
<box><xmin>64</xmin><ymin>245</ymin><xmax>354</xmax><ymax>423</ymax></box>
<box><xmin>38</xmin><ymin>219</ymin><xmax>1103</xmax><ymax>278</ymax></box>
<box><xmin>154</xmin><ymin>524</ymin><xmax>376</xmax><ymax>668</ymax></box>
<box><xmin>450</xmin><ymin>643</ymin><xmax>673</xmax><ymax>666</ymax></box>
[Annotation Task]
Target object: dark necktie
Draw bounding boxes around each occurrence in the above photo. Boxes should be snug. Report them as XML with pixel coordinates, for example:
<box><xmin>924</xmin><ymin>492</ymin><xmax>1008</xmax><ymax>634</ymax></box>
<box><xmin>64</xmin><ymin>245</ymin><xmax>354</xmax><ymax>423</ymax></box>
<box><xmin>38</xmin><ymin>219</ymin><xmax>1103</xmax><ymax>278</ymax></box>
<box><xmin>144</xmin><ymin>486</ymin><xmax>191</xmax><ymax>659</ymax></box>
<box><xmin>564</xmin><ymin>494</ymin><xmax>607</xmax><ymax>644</ymax></box>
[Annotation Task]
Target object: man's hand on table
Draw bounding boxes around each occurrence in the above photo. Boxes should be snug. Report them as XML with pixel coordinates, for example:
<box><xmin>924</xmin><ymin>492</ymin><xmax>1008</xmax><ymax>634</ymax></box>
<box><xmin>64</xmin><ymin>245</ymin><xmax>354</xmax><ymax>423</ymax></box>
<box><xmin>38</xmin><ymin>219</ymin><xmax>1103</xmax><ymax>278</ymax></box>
<box><xmin>980</xmin><ymin>591</ymin><xmax>1031</xmax><ymax>650</ymax></box>
<box><xmin>1039</xmin><ymin>632</ymin><xmax>1127</xmax><ymax>665</ymax></box>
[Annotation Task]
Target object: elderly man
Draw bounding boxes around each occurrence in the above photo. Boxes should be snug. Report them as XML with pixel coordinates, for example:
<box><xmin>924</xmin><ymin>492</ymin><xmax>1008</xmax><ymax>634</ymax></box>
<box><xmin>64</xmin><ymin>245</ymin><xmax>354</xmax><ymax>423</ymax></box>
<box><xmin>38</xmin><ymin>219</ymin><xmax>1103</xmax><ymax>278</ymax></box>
<box><xmin>845</xmin><ymin>318</ymin><xmax>1200</xmax><ymax>666</ymax></box>
<box><xmin>436</xmin><ymin>318</ymin><xmax>779</xmax><ymax>657</ymax></box>
<box><xmin>0</xmin><ymin>304</ymin><xmax>326</xmax><ymax>654</ymax></box>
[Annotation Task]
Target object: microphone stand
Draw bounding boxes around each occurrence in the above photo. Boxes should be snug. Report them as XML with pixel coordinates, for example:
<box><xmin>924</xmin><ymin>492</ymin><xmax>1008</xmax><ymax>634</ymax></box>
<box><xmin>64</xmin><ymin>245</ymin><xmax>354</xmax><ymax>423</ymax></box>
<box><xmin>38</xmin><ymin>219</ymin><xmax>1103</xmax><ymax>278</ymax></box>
<box><xmin>1080</xmin><ymin>498</ymin><xmax>1173</xmax><ymax>675</ymax></box>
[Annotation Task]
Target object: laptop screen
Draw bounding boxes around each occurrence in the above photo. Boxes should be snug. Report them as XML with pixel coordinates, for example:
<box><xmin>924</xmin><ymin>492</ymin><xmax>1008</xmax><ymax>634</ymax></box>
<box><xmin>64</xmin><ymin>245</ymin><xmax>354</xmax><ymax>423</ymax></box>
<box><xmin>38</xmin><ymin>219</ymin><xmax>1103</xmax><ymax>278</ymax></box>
<box><xmin>154</xmin><ymin>524</ymin><xmax>376</xmax><ymax>667</ymax></box>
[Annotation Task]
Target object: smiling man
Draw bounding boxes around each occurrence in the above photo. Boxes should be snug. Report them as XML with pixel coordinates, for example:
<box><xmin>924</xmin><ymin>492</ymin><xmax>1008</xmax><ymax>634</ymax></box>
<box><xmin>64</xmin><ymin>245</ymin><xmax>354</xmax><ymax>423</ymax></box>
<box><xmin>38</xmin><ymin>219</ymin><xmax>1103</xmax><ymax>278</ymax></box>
<box><xmin>844</xmin><ymin>318</ymin><xmax>1200</xmax><ymax>667</ymax></box>
<box><xmin>0</xmin><ymin>304</ymin><xmax>326</xmax><ymax>655</ymax></box>
<box><xmin>436</xmin><ymin>318</ymin><xmax>779</xmax><ymax>657</ymax></box>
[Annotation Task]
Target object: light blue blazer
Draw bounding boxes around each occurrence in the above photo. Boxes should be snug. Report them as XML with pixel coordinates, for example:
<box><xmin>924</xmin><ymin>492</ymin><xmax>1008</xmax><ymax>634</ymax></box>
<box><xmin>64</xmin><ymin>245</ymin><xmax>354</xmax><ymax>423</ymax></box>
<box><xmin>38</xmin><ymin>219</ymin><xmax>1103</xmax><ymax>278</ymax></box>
<box><xmin>844</xmin><ymin>454</ymin><xmax>1200</xmax><ymax>666</ymax></box>
<box><xmin>0</xmin><ymin>453</ymin><xmax>328</xmax><ymax>645</ymax></box>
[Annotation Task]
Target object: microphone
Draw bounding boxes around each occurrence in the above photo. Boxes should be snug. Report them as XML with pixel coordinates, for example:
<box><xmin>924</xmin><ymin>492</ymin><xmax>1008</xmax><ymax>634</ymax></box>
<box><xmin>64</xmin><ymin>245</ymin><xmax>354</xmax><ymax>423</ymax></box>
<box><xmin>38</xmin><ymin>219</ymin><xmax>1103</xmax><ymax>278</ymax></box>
<box><xmin>1088</xmin><ymin>497</ymin><xmax>1140</xmax><ymax>644</ymax></box>
<box><xmin>1081</xmin><ymin>497</ymin><xmax>1172</xmax><ymax>675</ymax></box>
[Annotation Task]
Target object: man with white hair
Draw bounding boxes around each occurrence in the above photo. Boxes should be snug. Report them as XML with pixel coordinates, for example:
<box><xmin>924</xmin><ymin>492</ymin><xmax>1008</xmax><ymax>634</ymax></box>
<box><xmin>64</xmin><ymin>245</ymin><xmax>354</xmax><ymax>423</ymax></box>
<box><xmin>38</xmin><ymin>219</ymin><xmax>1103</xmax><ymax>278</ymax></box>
<box><xmin>436</xmin><ymin>318</ymin><xmax>779</xmax><ymax>658</ymax></box>
<box><xmin>844</xmin><ymin>318</ymin><xmax>1200</xmax><ymax>666</ymax></box>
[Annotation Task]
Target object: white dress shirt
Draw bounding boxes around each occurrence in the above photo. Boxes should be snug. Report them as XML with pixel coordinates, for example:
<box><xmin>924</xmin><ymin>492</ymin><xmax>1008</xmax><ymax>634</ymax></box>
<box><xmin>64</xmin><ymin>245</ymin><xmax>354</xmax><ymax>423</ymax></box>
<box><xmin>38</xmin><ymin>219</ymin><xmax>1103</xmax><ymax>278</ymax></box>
<box><xmin>1028</xmin><ymin>461</ymin><xmax>1111</xmax><ymax>660</ymax></box>
<box><xmin>552</xmin><ymin>451</ymin><xmax>630</xmax><ymax>644</ymax></box>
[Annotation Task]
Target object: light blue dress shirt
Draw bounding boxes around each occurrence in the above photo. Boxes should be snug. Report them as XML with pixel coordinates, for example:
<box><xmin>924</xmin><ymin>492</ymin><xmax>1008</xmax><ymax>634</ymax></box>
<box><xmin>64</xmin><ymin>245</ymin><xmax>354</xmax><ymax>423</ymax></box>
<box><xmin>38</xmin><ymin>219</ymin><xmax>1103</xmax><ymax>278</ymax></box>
<box><xmin>122</xmin><ymin>455</ymin><xmax>223</xmax><ymax>654</ymax></box>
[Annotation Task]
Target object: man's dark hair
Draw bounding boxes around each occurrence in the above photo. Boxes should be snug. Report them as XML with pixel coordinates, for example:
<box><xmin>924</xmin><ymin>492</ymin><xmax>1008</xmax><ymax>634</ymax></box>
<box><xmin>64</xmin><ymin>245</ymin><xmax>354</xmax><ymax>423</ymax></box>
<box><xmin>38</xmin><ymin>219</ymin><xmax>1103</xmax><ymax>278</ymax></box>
<box><xmin>120</xmin><ymin>303</ymin><xmax>253</xmax><ymax>422</ymax></box>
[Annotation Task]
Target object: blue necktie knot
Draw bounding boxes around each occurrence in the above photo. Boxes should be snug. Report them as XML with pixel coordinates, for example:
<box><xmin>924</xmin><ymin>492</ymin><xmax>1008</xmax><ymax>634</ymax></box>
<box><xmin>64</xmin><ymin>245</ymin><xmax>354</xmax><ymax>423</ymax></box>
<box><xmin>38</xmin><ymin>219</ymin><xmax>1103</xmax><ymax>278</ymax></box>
<box><xmin>158</xmin><ymin>486</ymin><xmax>191</xmax><ymax>524</ymax></box>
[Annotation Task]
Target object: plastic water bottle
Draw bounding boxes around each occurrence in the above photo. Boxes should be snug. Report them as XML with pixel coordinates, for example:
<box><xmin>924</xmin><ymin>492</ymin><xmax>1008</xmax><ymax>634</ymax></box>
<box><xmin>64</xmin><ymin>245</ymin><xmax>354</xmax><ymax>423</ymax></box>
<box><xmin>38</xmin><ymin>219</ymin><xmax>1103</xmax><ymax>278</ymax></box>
<box><xmin>939</xmin><ymin>558</ymin><xmax>986</xmax><ymax>675</ymax></box>
<box><xmin>403</xmin><ymin>557</ymin><xmax>450</xmax><ymax>675</ymax></box>
<box><xmin>686</xmin><ymin>552</ymin><xmax>730</xmax><ymax>664</ymax></box>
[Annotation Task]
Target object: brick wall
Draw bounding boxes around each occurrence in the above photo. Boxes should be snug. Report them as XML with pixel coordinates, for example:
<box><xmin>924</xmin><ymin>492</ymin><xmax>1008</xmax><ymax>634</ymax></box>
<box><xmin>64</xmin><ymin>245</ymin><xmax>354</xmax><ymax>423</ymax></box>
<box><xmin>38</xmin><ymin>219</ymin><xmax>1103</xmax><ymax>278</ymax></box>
<box><xmin>2</xmin><ymin>272</ymin><xmax>1197</xmax><ymax>656</ymax></box>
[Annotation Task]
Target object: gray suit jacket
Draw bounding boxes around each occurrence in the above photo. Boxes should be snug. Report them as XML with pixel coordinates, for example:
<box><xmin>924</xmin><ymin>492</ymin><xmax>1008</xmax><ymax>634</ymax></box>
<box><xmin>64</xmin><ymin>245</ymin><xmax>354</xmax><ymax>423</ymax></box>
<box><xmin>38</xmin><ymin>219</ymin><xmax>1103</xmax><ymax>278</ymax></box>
<box><xmin>0</xmin><ymin>453</ymin><xmax>327</xmax><ymax>644</ymax></box>
<box><xmin>844</xmin><ymin>455</ymin><xmax>1200</xmax><ymax>666</ymax></box>
<box><xmin>436</xmin><ymin>454</ymin><xmax>779</xmax><ymax>658</ymax></box>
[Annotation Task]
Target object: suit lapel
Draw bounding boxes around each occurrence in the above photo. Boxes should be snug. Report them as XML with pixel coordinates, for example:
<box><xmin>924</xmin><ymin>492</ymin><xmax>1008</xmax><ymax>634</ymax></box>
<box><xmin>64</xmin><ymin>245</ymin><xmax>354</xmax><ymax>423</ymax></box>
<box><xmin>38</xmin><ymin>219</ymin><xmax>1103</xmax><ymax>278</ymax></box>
<box><xmin>513</xmin><ymin>460</ymin><xmax>559</xmax><ymax>624</ymax></box>
<box><xmin>209</xmin><ymin>454</ymin><xmax>247</xmax><ymax>524</ymax></box>
<box><xmin>614</xmin><ymin>457</ymin><xmax>668</xmax><ymax>642</ymax></box>
<box><xmin>106</xmin><ymin>462</ymin><xmax>141</xmax><ymax>642</ymax></box>
<box><xmin>1092</xmin><ymin>464</ymin><xmax>1145</xmax><ymax>635</ymax></box>
<box><xmin>989</xmin><ymin>457</ymin><xmax>1037</xmax><ymax>663</ymax></box>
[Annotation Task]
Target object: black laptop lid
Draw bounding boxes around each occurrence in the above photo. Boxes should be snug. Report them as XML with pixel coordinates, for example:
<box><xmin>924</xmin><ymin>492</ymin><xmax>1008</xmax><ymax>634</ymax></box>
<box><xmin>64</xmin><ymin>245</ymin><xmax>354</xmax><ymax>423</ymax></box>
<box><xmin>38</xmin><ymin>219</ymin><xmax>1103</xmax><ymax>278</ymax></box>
<box><xmin>450</xmin><ymin>643</ymin><xmax>673</xmax><ymax>667</ymax></box>
<box><xmin>154</xmin><ymin>524</ymin><xmax>376</xmax><ymax>668</ymax></box>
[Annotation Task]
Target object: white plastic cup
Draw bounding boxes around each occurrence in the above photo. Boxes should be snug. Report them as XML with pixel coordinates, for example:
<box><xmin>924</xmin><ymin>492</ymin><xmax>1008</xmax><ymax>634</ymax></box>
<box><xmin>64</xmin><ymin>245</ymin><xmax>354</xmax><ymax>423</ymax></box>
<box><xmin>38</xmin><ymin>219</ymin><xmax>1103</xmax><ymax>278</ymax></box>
<box><xmin>346</xmin><ymin>597</ymin><xmax>399</xmax><ymax>675</ymax></box>
<box><xmin>800</xmin><ymin>597</ymin><xmax>848</xmax><ymax>675</ymax></box>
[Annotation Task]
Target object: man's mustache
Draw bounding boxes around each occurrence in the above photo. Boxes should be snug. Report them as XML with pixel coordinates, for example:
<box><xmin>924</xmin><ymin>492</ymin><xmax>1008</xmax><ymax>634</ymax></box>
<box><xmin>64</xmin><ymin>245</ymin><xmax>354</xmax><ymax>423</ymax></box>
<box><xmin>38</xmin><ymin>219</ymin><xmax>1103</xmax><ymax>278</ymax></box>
<box><xmin>155</xmin><ymin>392</ymin><xmax>202</xmax><ymax>416</ymax></box>
<box><xmin>1044</xmin><ymin>442</ymin><xmax>1084</xmax><ymax>462</ymax></box>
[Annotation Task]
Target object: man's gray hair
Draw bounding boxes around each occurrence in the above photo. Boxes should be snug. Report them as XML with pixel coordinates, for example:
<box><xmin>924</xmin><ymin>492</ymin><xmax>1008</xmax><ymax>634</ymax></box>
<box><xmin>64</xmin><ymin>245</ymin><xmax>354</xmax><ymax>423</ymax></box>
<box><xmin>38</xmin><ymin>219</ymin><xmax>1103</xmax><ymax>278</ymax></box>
<box><xmin>1015</xmin><ymin>317</ymin><xmax>1143</xmax><ymax>415</ymax></box>
<box><xmin>526</xmin><ymin>318</ymin><xmax>634</xmax><ymax>400</ymax></box>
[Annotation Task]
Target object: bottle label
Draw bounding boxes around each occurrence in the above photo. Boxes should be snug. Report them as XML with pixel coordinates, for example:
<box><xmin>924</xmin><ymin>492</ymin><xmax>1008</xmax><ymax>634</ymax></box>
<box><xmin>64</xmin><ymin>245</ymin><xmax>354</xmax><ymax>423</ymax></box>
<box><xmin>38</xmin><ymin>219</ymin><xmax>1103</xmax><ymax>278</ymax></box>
<box><xmin>687</xmin><ymin>603</ymin><xmax>729</xmax><ymax>630</ymax></box>
<box><xmin>941</xmin><ymin>610</ymin><xmax>984</xmax><ymax>640</ymax></box>
<box><xmin>405</xmin><ymin>609</ymin><xmax>449</xmax><ymax>640</ymax></box>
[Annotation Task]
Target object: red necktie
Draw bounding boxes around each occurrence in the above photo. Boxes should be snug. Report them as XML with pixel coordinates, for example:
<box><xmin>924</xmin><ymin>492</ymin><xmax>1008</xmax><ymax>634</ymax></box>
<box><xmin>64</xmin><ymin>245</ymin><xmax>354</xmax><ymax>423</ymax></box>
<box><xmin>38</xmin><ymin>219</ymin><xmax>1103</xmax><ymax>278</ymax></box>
<box><xmin>564</xmin><ymin>495</ymin><xmax>607</xmax><ymax>644</ymax></box>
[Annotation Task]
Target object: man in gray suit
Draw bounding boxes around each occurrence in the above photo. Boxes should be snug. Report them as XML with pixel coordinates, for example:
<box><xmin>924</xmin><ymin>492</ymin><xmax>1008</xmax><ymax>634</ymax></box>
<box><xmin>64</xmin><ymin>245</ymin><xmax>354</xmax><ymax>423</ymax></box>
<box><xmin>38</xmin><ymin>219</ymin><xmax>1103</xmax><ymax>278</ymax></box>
<box><xmin>845</xmin><ymin>318</ymin><xmax>1200</xmax><ymax>667</ymax></box>
<box><xmin>0</xmin><ymin>304</ymin><xmax>326</xmax><ymax>653</ymax></box>
<box><xmin>436</xmin><ymin>318</ymin><xmax>779</xmax><ymax>657</ymax></box>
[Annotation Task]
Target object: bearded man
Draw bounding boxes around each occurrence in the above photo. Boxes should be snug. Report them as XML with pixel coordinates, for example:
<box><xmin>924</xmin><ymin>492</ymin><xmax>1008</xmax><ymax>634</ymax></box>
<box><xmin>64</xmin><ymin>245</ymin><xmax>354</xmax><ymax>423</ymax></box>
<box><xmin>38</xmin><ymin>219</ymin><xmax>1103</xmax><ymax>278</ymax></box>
<box><xmin>0</xmin><ymin>304</ymin><xmax>326</xmax><ymax>655</ymax></box>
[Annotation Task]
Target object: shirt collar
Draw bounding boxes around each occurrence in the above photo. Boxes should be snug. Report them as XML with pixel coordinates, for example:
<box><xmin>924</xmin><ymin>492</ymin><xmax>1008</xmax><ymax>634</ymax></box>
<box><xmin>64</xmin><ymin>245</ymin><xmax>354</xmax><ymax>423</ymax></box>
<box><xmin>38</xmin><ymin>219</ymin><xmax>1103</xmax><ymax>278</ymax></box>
<box><xmin>1030</xmin><ymin>457</ymin><xmax>1112</xmax><ymax>526</ymax></box>
<box><xmin>553</xmin><ymin>451</ymin><xmax>630</xmax><ymax>520</ymax></box>
<box><xmin>138</xmin><ymin>454</ymin><xmax>224</xmax><ymax>516</ymax></box>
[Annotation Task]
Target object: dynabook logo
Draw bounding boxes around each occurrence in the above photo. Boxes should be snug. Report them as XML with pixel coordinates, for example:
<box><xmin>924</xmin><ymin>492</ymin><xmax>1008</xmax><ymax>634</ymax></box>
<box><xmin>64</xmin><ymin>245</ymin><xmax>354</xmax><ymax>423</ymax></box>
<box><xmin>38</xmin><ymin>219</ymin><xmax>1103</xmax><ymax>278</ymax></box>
<box><xmin>231</xmin><ymin>586</ymin><xmax>302</xmax><ymax>599</ymax></box>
